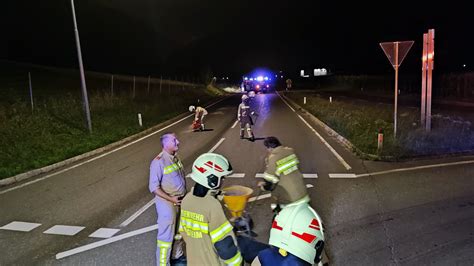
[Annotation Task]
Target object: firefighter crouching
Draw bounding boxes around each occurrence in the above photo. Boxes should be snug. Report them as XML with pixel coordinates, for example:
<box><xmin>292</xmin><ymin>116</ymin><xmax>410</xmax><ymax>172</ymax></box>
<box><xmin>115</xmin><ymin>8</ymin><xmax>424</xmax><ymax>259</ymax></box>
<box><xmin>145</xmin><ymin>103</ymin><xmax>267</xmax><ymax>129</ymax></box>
<box><xmin>252</xmin><ymin>203</ymin><xmax>325</xmax><ymax>266</ymax></box>
<box><xmin>259</xmin><ymin>136</ymin><xmax>309</xmax><ymax>207</ymax></box>
<box><xmin>179</xmin><ymin>153</ymin><xmax>243</xmax><ymax>265</ymax></box>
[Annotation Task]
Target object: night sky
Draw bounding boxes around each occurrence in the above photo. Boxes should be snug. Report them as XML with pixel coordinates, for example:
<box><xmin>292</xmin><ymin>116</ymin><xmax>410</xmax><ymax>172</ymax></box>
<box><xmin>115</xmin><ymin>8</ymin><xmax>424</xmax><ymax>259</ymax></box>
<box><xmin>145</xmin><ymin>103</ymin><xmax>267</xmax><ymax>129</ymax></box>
<box><xmin>2</xmin><ymin>1</ymin><xmax>471</xmax><ymax>78</ymax></box>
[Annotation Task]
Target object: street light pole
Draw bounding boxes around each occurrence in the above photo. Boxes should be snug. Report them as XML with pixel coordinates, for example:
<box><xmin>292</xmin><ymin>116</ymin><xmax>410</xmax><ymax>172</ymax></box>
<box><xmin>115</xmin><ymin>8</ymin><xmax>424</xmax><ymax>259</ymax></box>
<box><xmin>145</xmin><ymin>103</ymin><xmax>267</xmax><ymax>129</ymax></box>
<box><xmin>70</xmin><ymin>0</ymin><xmax>92</xmax><ymax>133</ymax></box>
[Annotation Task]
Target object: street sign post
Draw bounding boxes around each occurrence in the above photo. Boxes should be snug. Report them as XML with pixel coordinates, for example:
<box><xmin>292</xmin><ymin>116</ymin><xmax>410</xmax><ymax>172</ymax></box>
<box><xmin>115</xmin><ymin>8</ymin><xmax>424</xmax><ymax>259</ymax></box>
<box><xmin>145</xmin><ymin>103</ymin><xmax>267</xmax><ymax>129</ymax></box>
<box><xmin>421</xmin><ymin>29</ymin><xmax>435</xmax><ymax>131</ymax></box>
<box><xmin>380</xmin><ymin>40</ymin><xmax>414</xmax><ymax>138</ymax></box>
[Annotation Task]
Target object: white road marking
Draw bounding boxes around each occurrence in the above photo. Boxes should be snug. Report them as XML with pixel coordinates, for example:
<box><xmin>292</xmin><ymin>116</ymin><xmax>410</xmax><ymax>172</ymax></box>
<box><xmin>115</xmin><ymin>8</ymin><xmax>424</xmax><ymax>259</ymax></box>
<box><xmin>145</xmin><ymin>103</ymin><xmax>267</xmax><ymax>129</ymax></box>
<box><xmin>0</xmin><ymin>98</ymin><xmax>227</xmax><ymax>195</ymax></box>
<box><xmin>44</xmin><ymin>225</ymin><xmax>85</xmax><ymax>236</ymax></box>
<box><xmin>187</xmin><ymin>173</ymin><xmax>245</xmax><ymax>178</ymax></box>
<box><xmin>56</xmin><ymin>224</ymin><xmax>158</xmax><ymax>259</ymax></box>
<box><xmin>276</xmin><ymin>92</ymin><xmax>351</xmax><ymax>170</ymax></box>
<box><xmin>208</xmin><ymin>138</ymin><xmax>225</xmax><ymax>153</ymax></box>
<box><xmin>297</xmin><ymin>114</ymin><xmax>352</xmax><ymax>170</ymax></box>
<box><xmin>329</xmin><ymin>173</ymin><xmax>357</xmax><ymax>178</ymax></box>
<box><xmin>119</xmin><ymin>198</ymin><xmax>155</xmax><ymax>227</ymax></box>
<box><xmin>227</xmin><ymin>173</ymin><xmax>245</xmax><ymax>178</ymax></box>
<box><xmin>88</xmin><ymin>228</ymin><xmax>121</xmax><ymax>238</ymax></box>
<box><xmin>255</xmin><ymin>173</ymin><xmax>318</xmax><ymax>178</ymax></box>
<box><xmin>0</xmin><ymin>221</ymin><xmax>41</xmax><ymax>232</ymax></box>
<box><xmin>355</xmin><ymin>159</ymin><xmax>474</xmax><ymax>178</ymax></box>
<box><xmin>277</xmin><ymin>92</ymin><xmax>296</xmax><ymax>112</ymax></box>
<box><xmin>248</xmin><ymin>184</ymin><xmax>314</xmax><ymax>202</ymax></box>
<box><xmin>231</xmin><ymin>120</ymin><xmax>239</xmax><ymax>128</ymax></box>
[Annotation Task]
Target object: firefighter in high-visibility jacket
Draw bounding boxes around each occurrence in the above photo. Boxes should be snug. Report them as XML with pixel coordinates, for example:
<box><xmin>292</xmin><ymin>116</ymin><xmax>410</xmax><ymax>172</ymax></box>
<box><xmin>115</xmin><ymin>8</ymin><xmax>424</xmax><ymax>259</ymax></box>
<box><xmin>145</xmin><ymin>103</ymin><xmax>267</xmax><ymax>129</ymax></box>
<box><xmin>149</xmin><ymin>133</ymin><xmax>187</xmax><ymax>266</ymax></box>
<box><xmin>189</xmin><ymin>105</ymin><xmax>208</xmax><ymax>130</ymax></box>
<box><xmin>238</xmin><ymin>94</ymin><xmax>255</xmax><ymax>141</ymax></box>
<box><xmin>251</xmin><ymin>203</ymin><xmax>326</xmax><ymax>266</ymax></box>
<box><xmin>259</xmin><ymin>136</ymin><xmax>309</xmax><ymax>206</ymax></box>
<box><xmin>179</xmin><ymin>153</ymin><xmax>243</xmax><ymax>266</ymax></box>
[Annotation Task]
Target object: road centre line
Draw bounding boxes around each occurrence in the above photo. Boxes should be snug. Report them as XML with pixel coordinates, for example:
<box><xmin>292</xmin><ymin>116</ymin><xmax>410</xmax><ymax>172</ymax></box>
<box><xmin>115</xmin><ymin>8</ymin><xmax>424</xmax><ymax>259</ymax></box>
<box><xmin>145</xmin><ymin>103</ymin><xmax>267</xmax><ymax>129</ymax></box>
<box><xmin>56</xmin><ymin>224</ymin><xmax>159</xmax><ymax>260</ymax></box>
<box><xmin>355</xmin><ymin>159</ymin><xmax>474</xmax><ymax>178</ymax></box>
<box><xmin>329</xmin><ymin>173</ymin><xmax>357</xmax><ymax>178</ymax></box>
<box><xmin>0</xmin><ymin>98</ymin><xmax>228</xmax><ymax>195</ymax></box>
<box><xmin>231</xmin><ymin>120</ymin><xmax>239</xmax><ymax>128</ymax></box>
<box><xmin>276</xmin><ymin>92</ymin><xmax>351</xmax><ymax>170</ymax></box>
<box><xmin>208</xmin><ymin>138</ymin><xmax>225</xmax><ymax>153</ymax></box>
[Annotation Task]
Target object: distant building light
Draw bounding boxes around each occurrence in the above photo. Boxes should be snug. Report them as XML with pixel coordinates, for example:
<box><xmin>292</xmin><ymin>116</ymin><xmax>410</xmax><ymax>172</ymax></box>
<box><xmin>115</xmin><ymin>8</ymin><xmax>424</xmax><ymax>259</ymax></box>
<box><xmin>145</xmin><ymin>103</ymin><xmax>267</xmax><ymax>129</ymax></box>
<box><xmin>281</xmin><ymin>75</ymin><xmax>283</xmax><ymax>78</ymax></box>
<box><xmin>463</xmin><ymin>64</ymin><xmax>467</xmax><ymax>68</ymax></box>
<box><xmin>275</xmin><ymin>74</ymin><xmax>278</xmax><ymax>77</ymax></box>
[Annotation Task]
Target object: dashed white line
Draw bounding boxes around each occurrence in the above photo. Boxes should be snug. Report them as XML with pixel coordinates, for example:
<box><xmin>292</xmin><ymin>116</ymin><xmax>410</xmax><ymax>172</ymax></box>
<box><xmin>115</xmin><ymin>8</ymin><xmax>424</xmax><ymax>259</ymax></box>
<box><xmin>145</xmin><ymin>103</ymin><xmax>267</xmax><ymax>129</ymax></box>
<box><xmin>89</xmin><ymin>228</ymin><xmax>121</xmax><ymax>239</ymax></box>
<box><xmin>0</xmin><ymin>98</ymin><xmax>228</xmax><ymax>195</ymax></box>
<box><xmin>329</xmin><ymin>173</ymin><xmax>357</xmax><ymax>178</ymax></box>
<box><xmin>44</xmin><ymin>225</ymin><xmax>85</xmax><ymax>236</ymax></box>
<box><xmin>208</xmin><ymin>138</ymin><xmax>225</xmax><ymax>153</ymax></box>
<box><xmin>231</xmin><ymin>120</ymin><xmax>239</xmax><ymax>128</ymax></box>
<box><xmin>355</xmin><ymin>159</ymin><xmax>474</xmax><ymax>178</ymax></box>
<box><xmin>56</xmin><ymin>224</ymin><xmax>158</xmax><ymax>259</ymax></box>
<box><xmin>248</xmin><ymin>184</ymin><xmax>314</xmax><ymax>202</ymax></box>
<box><xmin>0</xmin><ymin>221</ymin><xmax>41</xmax><ymax>232</ymax></box>
<box><xmin>119</xmin><ymin>198</ymin><xmax>155</xmax><ymax>227</ymax></box>
<box><xmin>255</xmin><ymin>173</ymin><xmax>318</xmax><ymax>178</ymax></box>
<box><xmin>227</xmin><ymin>173</ymin><xmax>245</xmax><ymax>178</ymax></box>
<box><xmin>187</xmin><ymin>172</ymin><xmax>245</xmax><ymax>178</ymax></box>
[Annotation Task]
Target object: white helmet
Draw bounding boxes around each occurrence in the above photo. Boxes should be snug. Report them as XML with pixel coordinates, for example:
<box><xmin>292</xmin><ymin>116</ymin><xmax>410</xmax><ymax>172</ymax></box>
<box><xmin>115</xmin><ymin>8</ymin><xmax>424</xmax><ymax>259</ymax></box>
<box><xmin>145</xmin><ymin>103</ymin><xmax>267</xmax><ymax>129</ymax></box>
<box><xmin>190</xmin><ymin>153</ymin><xmax>233</xmax><ymax>189</ymax></box>
<box><xmin>189</xmin><ymin>105</ymin><xmax>196</xmax><ymax>112</ymax></box>
<box><xmin>269</xmin><ymin>203</ymin><xmax>325</xmax><ymax>264</ymax></box>
<box><xmin>241</xmin><ymin>94</ymin><xmax>249</xmax><ymax>101</ymax></box>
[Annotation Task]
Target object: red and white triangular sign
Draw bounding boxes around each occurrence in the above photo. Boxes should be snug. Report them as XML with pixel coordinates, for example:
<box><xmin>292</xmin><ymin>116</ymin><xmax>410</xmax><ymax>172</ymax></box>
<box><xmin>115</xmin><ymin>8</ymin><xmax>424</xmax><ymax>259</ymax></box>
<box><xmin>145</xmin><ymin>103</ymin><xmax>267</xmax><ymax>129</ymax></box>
<box><xmin>380</xmin><ymin>41</ymin><xmax>414</xmax><ymax>69</ymax></box>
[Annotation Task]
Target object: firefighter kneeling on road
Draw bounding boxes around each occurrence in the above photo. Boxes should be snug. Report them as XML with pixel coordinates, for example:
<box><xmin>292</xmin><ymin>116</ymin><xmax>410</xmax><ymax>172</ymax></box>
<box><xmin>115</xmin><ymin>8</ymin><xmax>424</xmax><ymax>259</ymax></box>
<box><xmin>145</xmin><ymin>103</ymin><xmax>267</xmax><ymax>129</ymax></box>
<box><xmin>189</xmin><ymin>105</ymin><xmax>208</xmax><ymax>130</ymax></box>
<box><xmin>179</xmin><ymin>153</ymin><xmax>243</xmax><ymax>266</ymax></box>
<box><xmin>252</xmin><ymin>203</ymin><xmax>326</xmax><ymax>266</ymax></box>
<box><xmin>238</xmin><ymin>94</ymin><xmax>255</xmax><ymax>141</ymax></box>
<box><xmin>258</xmin><ymin>136</ymin><xmax>309</xmax><ymax>208</ymax></box>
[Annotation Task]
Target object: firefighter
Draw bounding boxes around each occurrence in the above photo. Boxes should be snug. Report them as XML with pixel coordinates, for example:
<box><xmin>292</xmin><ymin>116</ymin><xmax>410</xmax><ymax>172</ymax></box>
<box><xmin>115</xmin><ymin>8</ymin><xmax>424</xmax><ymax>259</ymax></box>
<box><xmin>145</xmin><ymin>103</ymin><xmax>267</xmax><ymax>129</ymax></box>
<box><xmin>178</xmin><ymin>153</ymin><xmax>243</xmax><ymax>265</ymax></box>
<box><xmin>252</xmin><ymin>203</ymin><xmax>326</xmax><ymax>266</ymax></box>
<box><xmin>189</xmin><ymin>105</ymin><xmax>208</xmax><ymax>130</ymax></box>
<box><xmin>238</xmin><ymin>94</ymin><xmax>255</xmax><ymax>141</ymax></box>
<box><xmin>149</xmin><ymin>133</ymin><xmax>187</xmax><ymax>266</ymax></box>
<box><xmin>258</xmin><ymin>136</ymin><xmax>309</xmax><ymax>206</ymax></box>
<box><xmin>285</xmin><ymin>78</ymin><xmax>292</xmax><ymax>91</ymax></box>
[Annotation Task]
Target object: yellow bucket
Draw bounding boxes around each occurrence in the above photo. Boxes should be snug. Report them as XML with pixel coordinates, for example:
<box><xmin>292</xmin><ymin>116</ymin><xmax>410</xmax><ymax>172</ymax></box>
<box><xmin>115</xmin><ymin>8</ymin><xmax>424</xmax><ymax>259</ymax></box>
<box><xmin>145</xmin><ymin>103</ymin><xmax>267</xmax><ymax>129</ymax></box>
<box><xmin>222</xmin><ymin>185</ymin><xmax>254</xmax><ymax>218</ymax></box>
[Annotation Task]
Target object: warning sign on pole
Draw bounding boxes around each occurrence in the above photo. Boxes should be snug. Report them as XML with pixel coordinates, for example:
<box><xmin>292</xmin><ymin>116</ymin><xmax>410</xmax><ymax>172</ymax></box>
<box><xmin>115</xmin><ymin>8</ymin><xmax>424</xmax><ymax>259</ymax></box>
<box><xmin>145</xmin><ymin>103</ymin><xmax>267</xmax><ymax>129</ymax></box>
<box><xmin>380</xmin><ymin>40</ymin><xmax>414</xmax><ymax>138</ymax></box>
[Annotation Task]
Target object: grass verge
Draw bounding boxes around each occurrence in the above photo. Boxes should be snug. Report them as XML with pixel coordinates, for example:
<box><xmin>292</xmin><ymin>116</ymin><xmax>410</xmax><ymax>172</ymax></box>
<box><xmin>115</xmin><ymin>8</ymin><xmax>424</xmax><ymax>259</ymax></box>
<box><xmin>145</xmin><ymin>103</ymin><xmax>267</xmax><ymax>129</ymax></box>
<box><xmin>285</xmin><ymin>91</ymin><xmax>474</xmax><ymax>159</ymax></box>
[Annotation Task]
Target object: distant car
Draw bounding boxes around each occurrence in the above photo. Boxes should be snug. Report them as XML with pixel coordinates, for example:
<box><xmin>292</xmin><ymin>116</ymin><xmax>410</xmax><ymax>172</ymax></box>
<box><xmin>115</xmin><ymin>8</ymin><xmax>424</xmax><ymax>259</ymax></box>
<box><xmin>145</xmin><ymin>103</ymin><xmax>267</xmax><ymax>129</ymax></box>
<box><xmin>242</xmin><ymin>80</ymin><xmax>272</xmax><ymax>93</ymax></box>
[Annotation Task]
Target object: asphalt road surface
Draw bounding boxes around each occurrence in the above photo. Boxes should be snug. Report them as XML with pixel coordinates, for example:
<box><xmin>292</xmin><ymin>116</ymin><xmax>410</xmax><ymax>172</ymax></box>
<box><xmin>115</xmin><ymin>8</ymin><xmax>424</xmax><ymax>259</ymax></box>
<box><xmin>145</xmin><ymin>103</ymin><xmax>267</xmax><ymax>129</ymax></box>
<box><xmin>1</xmin><ymin>92</ymin><xmax>473</xmax><ymax>265</ymax></box>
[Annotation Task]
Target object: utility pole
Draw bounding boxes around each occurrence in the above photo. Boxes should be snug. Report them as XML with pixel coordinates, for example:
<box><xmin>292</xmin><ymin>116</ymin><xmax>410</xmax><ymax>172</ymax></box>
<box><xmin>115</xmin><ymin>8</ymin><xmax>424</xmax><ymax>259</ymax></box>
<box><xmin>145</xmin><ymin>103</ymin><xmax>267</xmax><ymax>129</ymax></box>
<box><xmin>70</xmin><ymin>0</ymin><xmax>92</xmax><ymax>133</ymax></box>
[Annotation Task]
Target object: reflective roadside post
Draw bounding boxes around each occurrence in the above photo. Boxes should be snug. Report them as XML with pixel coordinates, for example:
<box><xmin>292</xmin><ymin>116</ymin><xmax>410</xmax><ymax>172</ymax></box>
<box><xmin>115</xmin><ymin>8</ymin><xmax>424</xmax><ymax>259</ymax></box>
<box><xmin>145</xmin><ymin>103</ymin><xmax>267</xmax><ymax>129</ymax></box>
<box><xmin>380</xmin><ymin>40</ymin><xmax>414</xmax><ymax>138</ymax></box>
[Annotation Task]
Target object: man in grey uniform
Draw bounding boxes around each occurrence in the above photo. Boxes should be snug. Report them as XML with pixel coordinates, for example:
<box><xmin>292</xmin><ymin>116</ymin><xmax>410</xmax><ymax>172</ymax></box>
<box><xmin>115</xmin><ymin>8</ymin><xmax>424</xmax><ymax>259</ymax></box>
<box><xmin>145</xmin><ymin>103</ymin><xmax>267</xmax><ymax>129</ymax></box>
<box><xmin>149</xmin><ymin>133</ymin><xmax>187</xmax><ymax>265</ymax></box>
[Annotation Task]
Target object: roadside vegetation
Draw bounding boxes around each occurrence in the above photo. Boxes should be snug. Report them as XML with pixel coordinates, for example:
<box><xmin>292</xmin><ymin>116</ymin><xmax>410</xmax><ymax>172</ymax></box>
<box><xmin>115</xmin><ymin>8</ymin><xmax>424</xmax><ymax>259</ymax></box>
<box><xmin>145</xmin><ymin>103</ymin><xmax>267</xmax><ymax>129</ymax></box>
<box><xmin>0</xmin><ymin>62</ymin><xmax>224</xmax><ymax>179</ymax></box>
<box><xmin>285</xmin><ymin>91</ymin><xmax>474</xmax><ymax>159</ymax></box>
